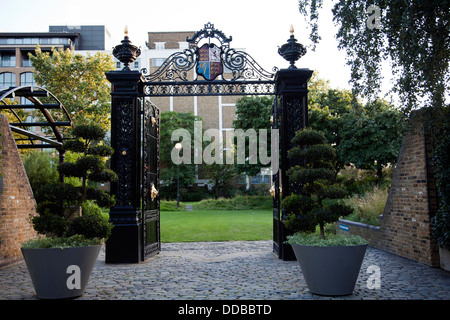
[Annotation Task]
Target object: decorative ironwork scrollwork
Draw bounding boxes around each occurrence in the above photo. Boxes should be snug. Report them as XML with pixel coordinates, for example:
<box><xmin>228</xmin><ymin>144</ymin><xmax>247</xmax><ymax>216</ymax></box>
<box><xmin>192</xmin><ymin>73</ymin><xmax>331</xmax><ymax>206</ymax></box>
<box><xmin>115</xmin><ymin>100</ymin><xmax>134</xmax><ymax>206</ymax></box>
<box><xmin>144</xmin><ymin>49</ymin><xmax>196</xmax><ymax>82</ymax></box>
<box><xmin>143</xmin><ymin>22</ymin><xmax>277</xmax><ymax>90</ymax></box>
<box><xmin>223</xmin><ymin>48</ymin><xmax>277</xmax><ymax>81</ymax></box>
<box><xmin>143</xmin><ymin>81</ymin><xmax>276</xmax><ymax>97</ymax></box>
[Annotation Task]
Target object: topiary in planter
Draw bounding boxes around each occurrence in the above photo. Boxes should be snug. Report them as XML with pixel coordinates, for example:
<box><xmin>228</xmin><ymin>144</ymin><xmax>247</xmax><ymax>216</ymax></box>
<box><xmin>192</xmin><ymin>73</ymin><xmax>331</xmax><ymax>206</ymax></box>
<box><xmin>281</xmin><ymin>128</ymin><xmax>353</xmax><ymax>239</ymax></box>
<box><xmin>282</xmin><ymin>128</ymin><xmax>367</xmax><ymax>296</ymax></box>
<box><xmin>32</xmin><ymin>124</ymin><xmax>117</xmax><ymax>241</ymax></box>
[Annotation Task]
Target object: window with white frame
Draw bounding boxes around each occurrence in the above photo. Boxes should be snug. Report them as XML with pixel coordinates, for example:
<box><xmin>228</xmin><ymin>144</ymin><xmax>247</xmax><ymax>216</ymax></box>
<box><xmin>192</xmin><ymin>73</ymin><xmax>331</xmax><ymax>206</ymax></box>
<box><xmin>155</xmin><ymin>42</ymin><xmax>165</xmax><ymax>50</ymax></box>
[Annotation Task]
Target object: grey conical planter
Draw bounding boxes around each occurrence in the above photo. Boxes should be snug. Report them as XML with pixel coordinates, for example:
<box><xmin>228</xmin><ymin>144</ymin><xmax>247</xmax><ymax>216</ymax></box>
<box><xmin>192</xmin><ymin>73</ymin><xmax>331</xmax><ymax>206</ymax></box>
<box><xmin>292</xmin><ymin>243</ymin><xmax>367</xmax><ymax>296</ymax></box>
<box><xmin>21</xmin><ymin>245</ymin><xmax>101</xmax><ymax>299</ymax></box>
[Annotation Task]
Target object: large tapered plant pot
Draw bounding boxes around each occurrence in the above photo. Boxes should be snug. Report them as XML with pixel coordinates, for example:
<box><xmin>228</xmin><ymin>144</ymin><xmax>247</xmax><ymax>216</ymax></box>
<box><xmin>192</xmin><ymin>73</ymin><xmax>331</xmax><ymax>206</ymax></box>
<box><xmin>21</xmin><ymin>245</ymin><xmax>101</xmax><ymax>299</ymax></box>
<box><xmin>292</xmin><ymin>243</ymin><xmax>367</xmax><ymax>296</ymax></box>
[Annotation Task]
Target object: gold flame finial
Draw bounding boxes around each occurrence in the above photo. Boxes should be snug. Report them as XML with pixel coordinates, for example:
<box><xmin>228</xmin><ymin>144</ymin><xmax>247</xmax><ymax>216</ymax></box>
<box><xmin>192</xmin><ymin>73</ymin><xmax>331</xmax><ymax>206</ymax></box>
<box><xmin>290</xmin><ymin>24</ymin><xmax>295</xmax><ymax>35</ymax></box>
<box><xmin>124</xmin><ymin>25</ymin><xmax>129</xmax><ymax>36</ymax></box>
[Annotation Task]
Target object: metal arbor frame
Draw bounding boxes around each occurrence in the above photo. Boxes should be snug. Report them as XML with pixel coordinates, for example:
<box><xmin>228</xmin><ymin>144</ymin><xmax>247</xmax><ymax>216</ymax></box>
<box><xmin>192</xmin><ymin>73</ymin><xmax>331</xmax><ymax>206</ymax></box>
<box><xmin>0</xmin><ymin>86</ymin><xmax>72</xmax><ymax>162</ymax></box>
<box><xmin>105</xmin><ymin>23</ymin><xmax>313</xmax><ymax>263</ymax></box>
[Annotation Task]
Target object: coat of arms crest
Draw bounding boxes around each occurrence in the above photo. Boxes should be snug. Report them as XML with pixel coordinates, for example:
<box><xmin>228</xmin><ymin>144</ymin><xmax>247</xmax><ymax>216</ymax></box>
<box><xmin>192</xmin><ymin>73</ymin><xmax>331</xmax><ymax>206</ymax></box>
<box><xmin>196</xmin><ymin>43</ymin><xmax>223</xmax><ymax>80</ymax></box>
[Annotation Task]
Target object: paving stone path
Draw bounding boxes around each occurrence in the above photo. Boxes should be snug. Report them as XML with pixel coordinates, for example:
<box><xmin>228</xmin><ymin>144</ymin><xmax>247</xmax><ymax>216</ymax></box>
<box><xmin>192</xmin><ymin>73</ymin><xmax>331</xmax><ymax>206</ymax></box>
<box><xmin>1</xmin><ymin>241</ymin><xmax>449</xmax><ymax>300</ymax></box>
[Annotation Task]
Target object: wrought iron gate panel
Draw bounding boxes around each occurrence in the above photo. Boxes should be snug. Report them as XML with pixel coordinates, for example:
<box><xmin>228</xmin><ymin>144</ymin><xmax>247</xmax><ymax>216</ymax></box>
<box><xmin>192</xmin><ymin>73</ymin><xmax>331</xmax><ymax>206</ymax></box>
<box><xmin>107</xmin><ymin>22</ymin><xmax>313</xmax><ymax>263</ymax></box>
<box><xmin>271</xmin><ymin>96</ymin><xmax>282</xmax><ymax>257</ymax></box>
<box><xmin>141</xmin><ymin>97</ymin><xmax>160</xmax><ymax>260</ymax></box>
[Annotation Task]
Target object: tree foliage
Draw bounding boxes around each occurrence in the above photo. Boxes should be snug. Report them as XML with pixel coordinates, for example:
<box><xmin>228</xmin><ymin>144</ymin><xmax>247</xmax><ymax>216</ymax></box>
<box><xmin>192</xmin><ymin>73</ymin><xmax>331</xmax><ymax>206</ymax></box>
<box><xmin>29</xmin><ymin>46</ymin><xmax>115</xmax><ymax>131</ymax></box>
<box><xmin>337</xmin><ymin>99</ymin><xmax>405</xmax><ymax>179</ymax></box>
<box><xmin>159</xmin><ymin>112</ymin><xmax>201</xmax><ymax>199</ymax></box>
<box><xmin>308</xmin><ymin>74</ymin><xmax>404</xmax><ymax>180</ymax></box>
<box><xmin>232</xmin><ymin>96</ymin><xmax>272</xmax><ymax>177</ymax></box>
<box><xmin>299</xmin><ymin>0</ymin><xmax>449</xmax><ymax>113</ymax></box>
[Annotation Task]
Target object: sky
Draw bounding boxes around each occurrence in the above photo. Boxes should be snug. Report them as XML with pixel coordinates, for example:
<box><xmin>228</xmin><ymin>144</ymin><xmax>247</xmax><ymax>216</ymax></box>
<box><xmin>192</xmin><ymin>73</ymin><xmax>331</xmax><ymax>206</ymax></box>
<box><xmin>1</xmin><ymin>0</ymin><xmax>357</xmax><ymax>91</ymax></box>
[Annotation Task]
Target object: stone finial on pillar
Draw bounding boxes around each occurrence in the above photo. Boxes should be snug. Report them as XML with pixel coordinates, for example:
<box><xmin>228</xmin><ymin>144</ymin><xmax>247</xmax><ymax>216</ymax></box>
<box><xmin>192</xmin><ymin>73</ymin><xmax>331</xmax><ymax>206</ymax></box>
<box><xmin>112</xmin><ymin>26</ymin><xmax>141</xmax><ymax>71</ymax></box>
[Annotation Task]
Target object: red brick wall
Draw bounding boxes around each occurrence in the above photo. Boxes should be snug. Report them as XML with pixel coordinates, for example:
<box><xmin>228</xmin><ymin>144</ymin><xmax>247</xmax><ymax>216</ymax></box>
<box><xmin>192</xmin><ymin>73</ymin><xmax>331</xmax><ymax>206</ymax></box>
<box><xmin>0</xmin><ymin>115</ymin><xmax>39</xmax><ymax>267</ymax></box>
<box><xmin>380</xmin><ymin>115</ymin><xmax>439</xmax><ymax>266</ymax></box>
<box><xmin>338</xmin><ymin>112</ymin><xmax>440</xmax><ymax>267</ymax></box>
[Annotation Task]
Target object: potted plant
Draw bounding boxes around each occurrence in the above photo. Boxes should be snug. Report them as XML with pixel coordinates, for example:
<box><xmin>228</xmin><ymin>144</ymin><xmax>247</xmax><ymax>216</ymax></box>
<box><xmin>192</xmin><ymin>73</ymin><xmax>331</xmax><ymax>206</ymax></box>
<box><xmin>21</xmin><ymin>124</ymin><xmax>116</xmax><ymax>299</ymax></box>
<box><xmin>282</xmin><ymin>128</ymin><xmax>368</xmax><ymax>296</ymax></box>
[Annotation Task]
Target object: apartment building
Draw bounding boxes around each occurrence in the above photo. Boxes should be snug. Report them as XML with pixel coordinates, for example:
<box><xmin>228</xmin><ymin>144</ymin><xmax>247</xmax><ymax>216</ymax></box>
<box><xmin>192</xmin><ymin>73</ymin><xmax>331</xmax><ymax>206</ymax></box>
<box><xmin>0</xmin><ymin>25</ymin><xmax>112</xmax><ymax>88</ymax></box>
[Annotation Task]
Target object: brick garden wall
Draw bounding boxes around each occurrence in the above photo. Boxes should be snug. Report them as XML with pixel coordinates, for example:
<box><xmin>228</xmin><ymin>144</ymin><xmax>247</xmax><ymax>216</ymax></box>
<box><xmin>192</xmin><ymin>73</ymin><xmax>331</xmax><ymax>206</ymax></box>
<box><xmin>338</xmin><ymin>111</ymin><xmax>440</xmax><ymax>267</ymax></box>
<box><xmin>0</xmin><ymin>114</ymin><xmax>38</xmax><ymax>267</ymax></box>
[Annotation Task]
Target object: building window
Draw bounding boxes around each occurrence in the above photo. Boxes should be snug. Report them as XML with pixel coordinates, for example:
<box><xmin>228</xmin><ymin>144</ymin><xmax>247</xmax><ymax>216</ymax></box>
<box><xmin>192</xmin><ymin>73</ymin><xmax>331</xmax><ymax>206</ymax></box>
<box><xmin>0</xmin><ymin>72</ymin><xmax>16</xmax><ymax>87</ymax></box>
<box><xmin>251</xmin><ymin>173</ymin><xmax>270</xmax><ymax>185</ymax></box>
<box><xmin>0</xmin><ymin>51</ymin><xmax>16</xmax><ymax>67</ymax></box>
<box><xmin>152</xmin><ymin>58</ymin><xmax>165</xmax><ymax>67</ymax></box>
<box><xmin>20</xmin><ymin>72</ymin><xmax>35</xmax><ymax>86</ymax></box>
<box><xmin>21</xmin><ymin>51</ymin><xmax>33</xmax><ymax>67</ymax></box>
<box><xmin>134</xmin><ymin>61</ymin><xmax>139</xmax><ymax>69</ymax></box>
<box><xmin>116</xmin><ymin>62</ymin><xmax>121</xmax><ymax>69</ymax></box>
<box><xmin>155</xmin><ymin>42</ymin><xmax>165</xmax><ymax>50</ymax></box>
<box><xmin>179</xmin><ymin>42</ymin><xmax>189</xmax><ymax>50</ymax></box>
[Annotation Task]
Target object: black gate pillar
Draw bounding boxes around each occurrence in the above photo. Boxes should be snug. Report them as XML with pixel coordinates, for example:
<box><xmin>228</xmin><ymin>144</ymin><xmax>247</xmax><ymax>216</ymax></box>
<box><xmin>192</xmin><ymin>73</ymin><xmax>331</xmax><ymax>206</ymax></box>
<box><xmin>105</xmin><ymin>31</ymin><xmax>143</xmax><ymax>263</ymax></box>
<box><xmin>273</xmin><ymin>27</ymin><xmax>313</xmax><ymax>260</ymax></box>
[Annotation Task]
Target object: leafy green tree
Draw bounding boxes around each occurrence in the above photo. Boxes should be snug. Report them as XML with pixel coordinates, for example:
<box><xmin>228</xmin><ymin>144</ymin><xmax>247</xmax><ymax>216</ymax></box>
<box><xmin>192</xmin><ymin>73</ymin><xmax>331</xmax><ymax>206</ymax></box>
<box><xmin>298</xmin><ymin>0</ymin><xmax>449</xmax><ymax>114</ymax></box>
<box><xmin>308</xmin><ymin>73</ymin><xmax>354</xmax><ymax>175</ymax></box>
<box><xmin>22</xmin><ymin>151</ymin><xmax>59</xmax><ymax>192</ymax></box>
<box><xmin>232</xmin><ymin>96</ymin><xmax>272</xmax><ymax>178</ymax></box>
<box><xmin>337</xmin><ymin>99</ymin><xmax>405</xmax><ymax>180</ymax></box>
<box><xmin>159</xmin><ymin>111</ymin><xmax>201</xmax><ymax>200</ymax></box>
<box><xmin>308</xmin><ymin>74</ymin><xmax>404</xmax><ymax>180</ymax></box>
<box><xmin>282</xmin><ymin>128</ymin><xmax>353</xmax><ymax>238</ymax></box>
<box><xmin>29</xmin><ymin>46</ymin><xmax>115</xmax><ymax>131</ymax></box>
<box><xmin>203</xmin><ymin>162</ymin><xmax>237</xmax><ymax>198</ymax></box>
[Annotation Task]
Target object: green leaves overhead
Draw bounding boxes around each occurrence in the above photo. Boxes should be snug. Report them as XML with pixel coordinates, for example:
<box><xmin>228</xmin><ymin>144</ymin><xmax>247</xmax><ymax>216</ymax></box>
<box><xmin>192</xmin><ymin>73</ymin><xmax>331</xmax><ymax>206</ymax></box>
<box><xmin>298</xmin><ymin>0</ymin><xmax>449</xmax><ymax>113</ymax></box>
<box><xmin>29</xmin><ymin>46</ymin><xmax>115</xmax><ymax>131</ymax></box>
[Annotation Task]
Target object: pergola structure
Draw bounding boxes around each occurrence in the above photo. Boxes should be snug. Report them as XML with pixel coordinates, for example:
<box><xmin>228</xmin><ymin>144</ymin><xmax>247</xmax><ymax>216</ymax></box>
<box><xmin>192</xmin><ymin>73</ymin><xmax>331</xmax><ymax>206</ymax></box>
<box><xmin>0</xmin><ymin>86</ymin><xmax>72</xmax><ymax>155</ymax></box>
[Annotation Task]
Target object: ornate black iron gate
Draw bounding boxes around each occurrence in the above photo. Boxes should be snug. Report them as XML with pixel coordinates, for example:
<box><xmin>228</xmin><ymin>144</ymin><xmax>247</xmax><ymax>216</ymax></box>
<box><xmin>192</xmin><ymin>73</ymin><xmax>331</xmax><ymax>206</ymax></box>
<box><xmin>141</xmin><ymin>98</ymin><xmax>160</xmax><ymax>259</ymax></box>
<box><xmin>105</xmin><ymin>23</ymin><xmax>313</xmax><ymax>263</ymax></box>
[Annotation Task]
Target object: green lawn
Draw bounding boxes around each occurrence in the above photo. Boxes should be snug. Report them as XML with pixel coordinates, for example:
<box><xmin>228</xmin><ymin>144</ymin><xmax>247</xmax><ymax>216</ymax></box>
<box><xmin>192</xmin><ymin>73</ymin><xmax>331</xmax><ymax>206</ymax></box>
<box><xmin>160</xmin><ymin>210</ymin><xmax>272</xmax><ymax>242</ymax></box>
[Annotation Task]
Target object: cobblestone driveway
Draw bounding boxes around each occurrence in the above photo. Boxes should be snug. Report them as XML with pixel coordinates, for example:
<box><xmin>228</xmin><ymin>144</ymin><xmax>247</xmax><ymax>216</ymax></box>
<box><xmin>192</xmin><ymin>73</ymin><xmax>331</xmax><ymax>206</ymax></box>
<box><xmin>1</xmin><ymin>241</ymin><xmax>449</xmax><ymax>300</ymax></box>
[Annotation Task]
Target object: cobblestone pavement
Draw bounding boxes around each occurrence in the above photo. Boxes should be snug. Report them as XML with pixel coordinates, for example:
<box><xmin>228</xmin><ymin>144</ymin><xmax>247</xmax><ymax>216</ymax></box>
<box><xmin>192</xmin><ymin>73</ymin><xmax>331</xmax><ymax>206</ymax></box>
<box><xmin>1</xmin><ymin>241</ymin><xmax>450</xmax><ymax>300</ymax></box>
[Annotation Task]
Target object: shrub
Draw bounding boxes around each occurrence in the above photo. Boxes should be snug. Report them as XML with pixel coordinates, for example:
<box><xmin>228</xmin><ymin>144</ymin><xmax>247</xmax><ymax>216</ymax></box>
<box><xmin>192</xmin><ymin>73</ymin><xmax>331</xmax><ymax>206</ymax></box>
<box><xmin>281</xmin><ymin>128</ymin><xmax>353</xmax><ymax>239</ymax></box>
<box><xmin>67</xmin><ymin>214</ymin><xmax>112</xmax><ymax>240</ymax></box>
<box><xmin>160</xmin><ymin>200</ymin><xmax>185</xmax><ymax>211</ymax></box>
<box><xmin>194</xmin><ymin>195</ymin><xmax>272</xmax><ymax>210</ymax></box>
<box><xmin>286</xmin><ymin>232</ymin><xmax>368</xmax><ymax>247</ymax></box>
<box><xmin>21</xmin><ymin>235</ymin><xmax>103</xmax><ymax>249</ymax></box>
<box><xmin>22</xmin><ymin>151</ymin><xmax>59</xmax><ymax>192</ymax></box>
<box><xmin>343</xmin><ymin>186</ymin><xmax>388</xmax><ymax>226</ymax></box>
<box><xmin>31</xmin><ymin>124</ymin><xmax>115</xmax><ymax>241</ymax></box>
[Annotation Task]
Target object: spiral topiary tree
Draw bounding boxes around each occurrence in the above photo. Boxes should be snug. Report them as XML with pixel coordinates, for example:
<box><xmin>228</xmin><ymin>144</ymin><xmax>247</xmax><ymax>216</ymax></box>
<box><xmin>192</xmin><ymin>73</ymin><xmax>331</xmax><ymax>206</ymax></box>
<box><xmin>282</xmin><ymin>128</ymin><xmax>353</xmax><ymax>239</ymax></box>
<box><xmin>32</xmin><ymin>124</ymin><xmax>117</xmax><ymax>240</ymax></box>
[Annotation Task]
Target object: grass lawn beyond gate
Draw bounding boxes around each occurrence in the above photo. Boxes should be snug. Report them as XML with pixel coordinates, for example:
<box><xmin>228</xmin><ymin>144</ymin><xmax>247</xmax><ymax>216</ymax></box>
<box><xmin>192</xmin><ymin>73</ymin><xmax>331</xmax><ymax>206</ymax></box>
<box><xmin>160</xmin><ymin>210</ymin><xmax>272</xmax><ymax>242</ymax></box>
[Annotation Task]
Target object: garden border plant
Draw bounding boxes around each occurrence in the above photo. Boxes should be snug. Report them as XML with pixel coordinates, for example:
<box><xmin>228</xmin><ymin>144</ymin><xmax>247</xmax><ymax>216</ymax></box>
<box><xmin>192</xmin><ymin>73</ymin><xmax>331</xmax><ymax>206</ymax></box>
<box><xmin>281</xmin><ymin>128</ymin><xmax>367</xmax><ymax>296</ymax></box>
